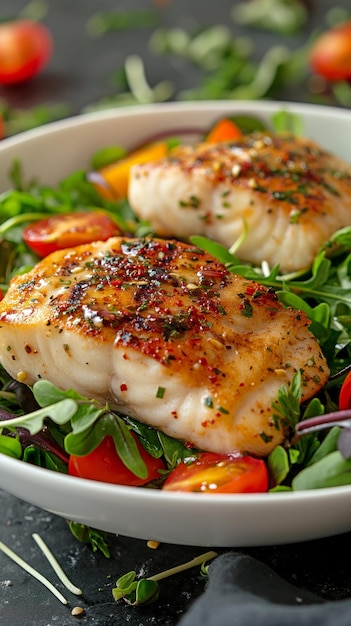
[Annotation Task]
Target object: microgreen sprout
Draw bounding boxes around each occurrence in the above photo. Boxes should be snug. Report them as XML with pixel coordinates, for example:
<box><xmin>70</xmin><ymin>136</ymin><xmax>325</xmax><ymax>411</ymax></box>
<box><xmin>112</xmin><ymin>550</ymin><xmax>218</xmax><ymax>606</ymax></box>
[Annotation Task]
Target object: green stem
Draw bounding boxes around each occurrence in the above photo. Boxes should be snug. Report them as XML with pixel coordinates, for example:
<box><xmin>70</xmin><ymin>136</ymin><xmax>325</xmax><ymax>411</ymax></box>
<box><xmin>0</xmin><ymin>390</ymin><xmax>17</xmax><ymax>402</ymax></box>
<box><xmin>0</xmin><ymin>212</ymin><xmax>50</xmax><ymax>236</ymax></box>
<box><xmin>148</xmin><ymin>550</ymin><xmax>218</xmax><ymax>582</ymax></box>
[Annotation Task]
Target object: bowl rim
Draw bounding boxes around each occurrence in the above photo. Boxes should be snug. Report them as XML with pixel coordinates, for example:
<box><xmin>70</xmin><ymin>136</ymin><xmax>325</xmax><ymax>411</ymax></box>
<box><xmin>1</xmin><ymin>98</ymin><xmax>351</xmax><ymax>148</ymax></box>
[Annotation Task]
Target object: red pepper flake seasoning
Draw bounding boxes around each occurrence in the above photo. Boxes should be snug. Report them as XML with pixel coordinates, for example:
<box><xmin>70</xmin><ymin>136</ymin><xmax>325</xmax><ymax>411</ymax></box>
<box><xmin>120</xmin><ymin>383</ymin><xmax>128</xmax><ymax>392</ymax></box>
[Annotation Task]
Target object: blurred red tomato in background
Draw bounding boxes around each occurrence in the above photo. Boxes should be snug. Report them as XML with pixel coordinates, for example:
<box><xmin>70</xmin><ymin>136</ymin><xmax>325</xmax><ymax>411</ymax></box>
<box><xmin>309</xmin><ymin>20</ymin><xmax>351</xmax><ymax>81</ymax></box>
<box><xmin>0</xmin><ymin>19</ymin><xmax>53</xmax><ymax>85</ymax></box>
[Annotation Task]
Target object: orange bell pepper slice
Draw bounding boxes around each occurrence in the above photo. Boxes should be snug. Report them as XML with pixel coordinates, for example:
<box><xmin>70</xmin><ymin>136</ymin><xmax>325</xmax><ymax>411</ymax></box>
<box><xmin>95</xmin><ymin>141</ymin><xmax>168</xmax><ymax>199</ymax></box>
<box><xmin>206</xmin><ymin>118</ymin><xmax>243</xmax><ymax>144</ymax></box>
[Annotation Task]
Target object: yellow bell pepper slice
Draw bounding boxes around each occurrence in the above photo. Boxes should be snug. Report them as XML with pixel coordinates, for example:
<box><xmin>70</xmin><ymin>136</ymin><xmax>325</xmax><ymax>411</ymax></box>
<box><xmin>95</xmin><ymin>141</ymin><xmax>168</xmax><ymax>199</ymax></box>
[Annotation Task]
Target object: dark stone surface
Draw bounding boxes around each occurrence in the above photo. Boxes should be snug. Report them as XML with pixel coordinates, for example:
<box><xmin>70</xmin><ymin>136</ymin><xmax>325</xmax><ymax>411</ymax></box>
<box><xmin>0</xmin><ymin>489</ymin><xmax>211</xmax><ymax>625</ymax></box>
<box><xmin>1</xmin><ymin>1</ymin><xmax>351</xmax><ymax>624</ymax></box>
<box><xmin>1</xmin><ymin>0</ymin><xmax>348</xmax><ymax>115</ymax></box>
<box><xmin>2</xmin><ymin>488</ymin><xmax>351</xmax><ymax>626</ymax></box>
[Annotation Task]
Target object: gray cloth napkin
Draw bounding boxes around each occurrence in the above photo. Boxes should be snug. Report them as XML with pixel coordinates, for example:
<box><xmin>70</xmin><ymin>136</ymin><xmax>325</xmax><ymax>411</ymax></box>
<box><xmin>178</xmin><ymin>551</ymin><xmax>351</xmax><ymax>626</ymax></box>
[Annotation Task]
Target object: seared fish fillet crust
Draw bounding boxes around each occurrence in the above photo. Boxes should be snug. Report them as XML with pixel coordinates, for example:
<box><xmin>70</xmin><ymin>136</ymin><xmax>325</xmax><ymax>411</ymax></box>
<box><xmin>128</xmin><ymin>132</ymin><xmax>351</xmax><ymax>272</ymax></box>
<box><xmin>0</xmin><ymin>237</ymin><xmax>329</xmax><ymax>456</ymax></box>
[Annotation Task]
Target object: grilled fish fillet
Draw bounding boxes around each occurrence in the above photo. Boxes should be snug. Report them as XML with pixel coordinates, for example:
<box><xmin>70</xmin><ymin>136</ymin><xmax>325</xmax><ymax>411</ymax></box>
<box><xmin>0</xmin><ymin>237</ymin><xmax>329</xmax><ymax>456</ymax></box>
<box><xmin>128</xmin><ymin>132</ymin><xmax>351</xmax><ymax>272</ymax></box>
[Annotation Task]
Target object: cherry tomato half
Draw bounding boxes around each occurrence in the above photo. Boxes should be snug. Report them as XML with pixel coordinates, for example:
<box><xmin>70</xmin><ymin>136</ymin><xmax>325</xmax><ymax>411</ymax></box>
<box><xmin>23</xmin><ymin>211</ymin><xmax>120</xmax><ymax>257</ymax></box>
<box><xmin>162</xmin><ymin>452</ymin><xmax>268</xmax><ymax>494</ymax></box>
<box><xmin>339</xmin><ymin>370</ymin><xmax>351</xmax><ymax>410</ymax></box>
<box><xmin>0</xmin><ymin>20</ymin><xmax>53</xmax><ymax>85</ymax></box>
<box><xmin>309</xmin><ymin>20</ymin><xmax>351</xmax><ymax>81</ymax></box>
<box><xmin>68</xmin><ymin>434</ymin><xmax>165</xmax><ymax>486</ymax></box>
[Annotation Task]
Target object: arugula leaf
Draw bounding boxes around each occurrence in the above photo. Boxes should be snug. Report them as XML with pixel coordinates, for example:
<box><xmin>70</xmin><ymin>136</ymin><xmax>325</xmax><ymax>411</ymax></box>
<box><xmin>267</xmin><ymin>445</ymin><xmax>290</xmax><ymax>487</ymax></box>
<box><xmin>22</xmin><ymin>446</ymin><xmax>68</xmax><ymax>472</ymax></box>
<box><xmin>0</xmin><ymin>379</ymin><xmax>159</xmax><ymax>479</ymax></box>
<box><xmin>294</xmin><ymin>398</ymin><xmax>327</xmax><ymax>466</ymax></box>
<box><xmin>122</xmin><ymin>415</ymin><xmax>164</xmax><ymax>458</ymax></box>
<box><xmin>268</xmin><ymin>392</ymin><xmax>331</xmax><ymax>489</ymax></box>
<box><xmin>124</xmin><ymin>414</ymin><xmax>198</xmax><ymax>466</ymax></box>
<box><xmin>292</xmin><ymin>450</ymin><xmax>351</xmax><ymax>490</ymax></box>
<box><xmin>65</xmin><ymin>412</ymin><xmax>148</xmax><ymax>479</ymax></box>
<box><xmin>68</xmin><ymin>522</ymin><xmax>111</xmax><ymax>558</ymax></box>
<box><xmin>326</xmin><ymin>225</ymin><xmax>351</xmax><ymax>249</ymax></box>
<box><xmin>157</xmin><ymin>431</ymin><xmax>198</xmax><ymax>470</ymax></box>
<box><xmin>33</xmin><ymin>381</ymin><xmax>149</xmax><ymax>478</ymax></box>
<box><xmin>277</xmin><ymin>291</ymin><xmax>330</xmax><ymax>343</ymax></box>
<box><xmin>33</xmin><ymin>381</ymin><xmax>107</xmax><ymax>435</ymax></box>
<box><xmin>306</xmin><ymin>426</ymin><xmax>340</xmax><ymax>467</ymax></box>
<box><xmin>190</xmin><ymin>235</ymin><xmax>240</xmax><ymax>265</ymax></box>
<box><xmin>0</xmin><ymin>399</ymin><xmax>78</xmax><ymax>435</ymax></box>
<box><xmin>271</xmin><ymin>109</ymin><xmax>304</xmax><ymax>135</ymax></box>
<box><xmin>0</xmin><ymin>433</ymin><xmax>22</xmax><ymax>459</ymax></box>
<box><xmin>32</xmin><ymin>380</ymin><xmax>82</xmax><ymax>407</ymax></box>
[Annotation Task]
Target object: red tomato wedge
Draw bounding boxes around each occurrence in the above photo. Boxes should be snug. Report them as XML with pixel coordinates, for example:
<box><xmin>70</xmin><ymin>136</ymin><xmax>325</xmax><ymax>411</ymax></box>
<box><xmin>68</xmin><ymin>434</ymin><xmax>165</xmax><ymax>486</ymax></box>
<box><xmin>0</xmin><ymin>20</ymin><xmax>53</xmax><ymax>85</ymax></box>
<box><xmin>339</xmin><ymin>371</ymin><xmax>351</xmax><ymax>410</ymax></box>
<box><xmin>23</xmin><ymin>211</ymin><xmax>120</xmax><ymax>257</ymax></box>
<box><xmin>309</xmin><ymin>20</ymin><xmax>351</xmax><ymax>81</ymax></box>
<box><xmin>162</xmin><ymin>452</ymin><xmax>268</xmax><ymax>494</ymax></box>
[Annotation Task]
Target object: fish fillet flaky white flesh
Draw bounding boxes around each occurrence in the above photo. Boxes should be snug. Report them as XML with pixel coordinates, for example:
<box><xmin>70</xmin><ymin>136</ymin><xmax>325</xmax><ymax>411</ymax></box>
<box><xmin>0</xmin><ymin>237</ymin><xmax>329</xmax><ymax>456</ymax></box>
<box><xmin>128</xmin><ymin>132</ymin><xmax>351</xmax><ymax>273</ymax></box>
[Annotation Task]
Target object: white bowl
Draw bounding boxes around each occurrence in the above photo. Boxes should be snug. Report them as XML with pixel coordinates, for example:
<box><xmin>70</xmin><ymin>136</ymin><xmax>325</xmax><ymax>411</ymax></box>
<box><xmin>1</xmin><ymin>100</ymin><xmax>351</xmax><ymax>547</ymax></box>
